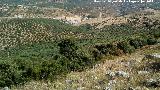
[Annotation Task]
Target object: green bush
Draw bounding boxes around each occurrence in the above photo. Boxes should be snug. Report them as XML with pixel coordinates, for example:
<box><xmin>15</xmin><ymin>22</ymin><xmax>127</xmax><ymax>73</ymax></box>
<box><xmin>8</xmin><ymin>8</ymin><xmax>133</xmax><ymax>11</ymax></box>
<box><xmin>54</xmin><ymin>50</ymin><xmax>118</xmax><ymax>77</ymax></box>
<box><xmin>58</xmin><ymin>39</ymin><xmax>78</xmax><ymax>60</ymax></box>
<box><xmin>92</xmin><ymin>47</ymin><xmax>103</xmax><ymax>60</ymax></box>
<box><xmin>0</xmin><ymin>58</ymin><xmax>71</xmax><ymax>87</ymax></box>
<box><xmin>58</xmin><ymin>39</ymin><xmax>94</xmax><ymax>71</ymax></box>
<box><xmin>154</xmin><ymin>31</ymin><xmax>160</xmax><ymax>38</ymax></box>
<box><xmin>0</xmin><ymin>60</ymin><xmax>27</xmax><ymax>87</ymax></box>
<box><xmin>95</xmin><ymin>44</ymin><xmax>109</xmax><ymax>55</ymax></box>
<box><xmin>94</xmin><ymin>44</ymin><xmax>122</xmax><ymax>56</ymax></box>
<box><xmin>129</xmin><ymin>38</ymin><xmax>148</xmax><ymax>49</ymax></box>
<box><xmin>80</xmin><ymin>23</ymin><xmax>93</xmax><ymax>30</ymax></box>
<box><xmin>150</xmin><ymin>29</ymin><xmax>160</xmax><ymax>38</ymax></box>
<box><xmin>117</xmin><ymin>41</ymin><xmax>135</xmax><ymax>54</ymax></box>
<box><xmin>0</xmin><ymin>39</ymin><xmax>97</xmax><ymax>87</ymax></box>
<box><xmin>147</xmin><ymin>37</ymin><xmax>157</xmax><ymax>45</ymax></box>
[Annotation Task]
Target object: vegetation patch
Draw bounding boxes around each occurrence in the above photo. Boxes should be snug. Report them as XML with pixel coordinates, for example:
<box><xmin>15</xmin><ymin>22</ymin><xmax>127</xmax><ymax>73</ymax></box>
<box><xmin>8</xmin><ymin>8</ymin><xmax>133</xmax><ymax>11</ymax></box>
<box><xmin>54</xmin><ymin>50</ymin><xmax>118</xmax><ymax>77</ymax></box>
<box><xmin>0</xmin><ymin>18</ymin><xmax>159</xmax><ymax>88</ymax></box>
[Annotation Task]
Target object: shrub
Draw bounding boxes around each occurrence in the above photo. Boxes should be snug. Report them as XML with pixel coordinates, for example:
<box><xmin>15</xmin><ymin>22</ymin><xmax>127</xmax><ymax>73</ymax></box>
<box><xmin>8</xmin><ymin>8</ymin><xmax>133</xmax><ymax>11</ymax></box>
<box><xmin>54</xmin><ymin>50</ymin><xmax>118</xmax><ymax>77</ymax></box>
<box><xmin>58</xmin><ymin>39</ymin><xmax>78</xmax><ymax>60</ymax></box>
<box><xmin>95</xmin><ymin>44</ymin><xmax>110</xmax><ymax>55</ymax></box>
<box><xmin>94</xmin><ymin>44</ymin><xmax>123</xmax><ymax>56</ymax></box>
<box><xmin>40</xmin><ymin>59</ymin><xmax>69</xmax><ymax>80</ymax></box>
<box><xmin>92</xmin><ymin>47</ymin><xmax>104</xmax><ymax>60</ymax></box>
<box><xmin>150</xmin><ymin>29</ymin><xmax>160</xmax><ymax>38</ymax></box>
<box><xmin>0</xmin><ymin>39</ymin><xmax>97</xmax><ymax>87</ymax></box>
<box><xmin>129</xmin><ymin>38</ymin><xmax>148</xmax><ymax>49</ymax></box>
<box><xmin>154</xmin><ymin>32</ymin><xmax>160</xmax><ymax>38</ymax></box>
<box><xmin>58</xmin><ymin>39</ymin><xmax>93</xmax><ymax>71</ymax></box>
<box><xmin>147</xmin><ymin>37</ymin><xmax>157</xmax><ymax>45</ymax></box>
<box><xmin>80</xmin><ymin>23</ymin><xmax>92</xmax><ymax>30</ymax></box>
<box><xmin>0</xmin><ymin>58</ymin><xmax>71</xmax><ymax>87</ymax></box>
<box><xmin>0</xmin><ymin>61</ymin><xmax>27</xmax><ymax>87</ymax></box>
<box><xmin>154</xmin><ymin>31</ymin><xmax>160</xmax><ymax>38</ymax></box>
<box><xmin>117</xmin><ymin>41</ymin><xmax>135</xmax><ymax>54</ymax></box>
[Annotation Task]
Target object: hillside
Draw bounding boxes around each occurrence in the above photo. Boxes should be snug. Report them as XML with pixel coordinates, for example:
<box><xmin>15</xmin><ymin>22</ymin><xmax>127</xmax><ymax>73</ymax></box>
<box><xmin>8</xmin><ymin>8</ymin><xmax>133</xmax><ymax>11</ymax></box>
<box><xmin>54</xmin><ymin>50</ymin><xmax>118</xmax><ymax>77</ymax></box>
<box><xmin>0</xmin><ymin>17</ymin><xmax>159</xmax><ymax>88</ymax></box>
<box><xmin>1</xmin><ymin>17</ymin><xmax>160</xmax><ymax>49</ymax></box>
<box><xmin>1</xmin><ymin>0</ymin><xmax>160</xmax><ymax>17</ymax></box>
<box><xmin>0</xmin><ymin>0</ymin><xmax>160</xmax><ymax>89</ymax></box>
<box><xmin>0</xmin><ymin>0</ymin><xmax>65</xmax><ymax>4</ymax></box>
<box><xmin>0</xmin><ymin>18</ymin><xmax>94</xmax><ymax>49</ymax></box>
<box><xmin>12</xmin><ymin>44</ymin><xmax>160</xmax><ymax>90</ymax></box>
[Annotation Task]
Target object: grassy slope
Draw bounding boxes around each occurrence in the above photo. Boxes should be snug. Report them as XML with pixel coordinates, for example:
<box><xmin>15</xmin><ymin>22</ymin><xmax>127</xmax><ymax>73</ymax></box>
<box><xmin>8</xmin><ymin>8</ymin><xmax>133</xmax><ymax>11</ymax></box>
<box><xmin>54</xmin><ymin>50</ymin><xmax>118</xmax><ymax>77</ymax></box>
<box><xmin>11</xmin><ymin>44</ymin><xmax>160</xmax><ymax>90</ymax></box>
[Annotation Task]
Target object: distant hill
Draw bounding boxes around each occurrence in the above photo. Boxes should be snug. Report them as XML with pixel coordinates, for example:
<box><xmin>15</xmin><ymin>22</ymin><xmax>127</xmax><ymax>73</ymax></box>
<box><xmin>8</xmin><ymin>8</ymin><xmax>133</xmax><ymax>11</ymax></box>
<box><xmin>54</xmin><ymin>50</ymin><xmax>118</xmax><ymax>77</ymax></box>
<box><xmin>1</xmin><ymin>0</ymin><xmax>160</xmax><ymax>17</ymax></box>
<box><xmin>0</xmin><ymin>0</ymin><xmax>66</xmax><ymax>4</ymax></box>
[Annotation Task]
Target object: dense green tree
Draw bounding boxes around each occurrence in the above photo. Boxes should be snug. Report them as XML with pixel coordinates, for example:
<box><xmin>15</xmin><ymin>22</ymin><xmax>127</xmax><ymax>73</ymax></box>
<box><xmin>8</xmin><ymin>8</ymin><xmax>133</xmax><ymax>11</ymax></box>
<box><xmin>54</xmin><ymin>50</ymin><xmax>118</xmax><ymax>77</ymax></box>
<box><xmin>58</xmin><ymin>39</ymin><xmax>78</xmax><ymax>60</ymax></box>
